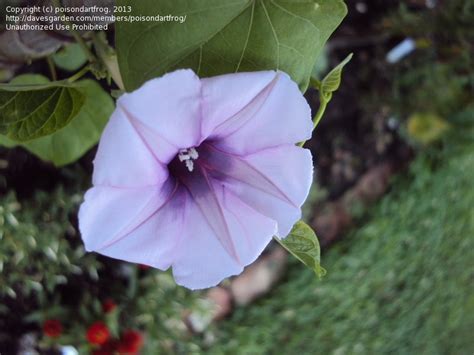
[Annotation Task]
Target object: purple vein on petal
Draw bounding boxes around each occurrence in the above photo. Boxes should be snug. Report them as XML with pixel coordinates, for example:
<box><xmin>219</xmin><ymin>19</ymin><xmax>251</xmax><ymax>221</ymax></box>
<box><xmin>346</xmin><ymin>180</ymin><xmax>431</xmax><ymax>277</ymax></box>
<box><xmin>119</xmin><ymin>103</ymin><xmax>178</xmax><ymax>166</ymax></box>
<box><xmin>178</xmin><ymin>164</ymin><xmax>242</xmax><ymax>265</ymax></box>
<box><xmin>96</xmin><ymin>180</ymin><xmax>179</xmax><ymax>251</ymax></box>
<box><xmin>168</xmin><ymin>187</ymin><xmax>189</xmax><ymax>266</ymax></box>
<box><xmin>209</xmin><ymin>72</ymin><xmax>280</xmax><ymax>139</ymax></box>
<box><xmin>202</xmin><ymin>143</ymin><xmax>298</xmax><ymax>208</ymax></box>
<box><xmin>223</xmin><ymin>189</ymin><xmax>256</xmax><ymax>253</ymax></box>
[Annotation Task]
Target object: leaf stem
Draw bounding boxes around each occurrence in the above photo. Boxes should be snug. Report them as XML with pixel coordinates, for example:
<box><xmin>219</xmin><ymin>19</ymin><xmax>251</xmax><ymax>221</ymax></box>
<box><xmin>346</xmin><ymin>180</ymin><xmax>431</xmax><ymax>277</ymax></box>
<box><xmin>298</xmin><ymin>92</ymin><xmax>331</xmax><ymax>148</ymax></box>
<box><xmin>66</xmin><ymin>65</ymin><xmax>90</xmax><ymax>83</ymax></box>
<box><xmin>312</xmin><ymin>93</ymin><xmax>331</xmax><ymax>130</ymax></box>
<box><xmin>298</xmin><ymin>54</ymin><xmax>352</xmax><ymax>148</ymax></box>
<box><xmin>46</xmin><ymin>57</ymin><xmax>57</xmax><ymax>81</ymax></box>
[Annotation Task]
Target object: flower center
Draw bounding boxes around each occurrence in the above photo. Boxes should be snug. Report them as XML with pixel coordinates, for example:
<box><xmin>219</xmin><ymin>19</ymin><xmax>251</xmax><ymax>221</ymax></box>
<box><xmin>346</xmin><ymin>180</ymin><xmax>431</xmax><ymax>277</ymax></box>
<box><xmin>177</xmin><ymin>147</ymin><xmax>199</xmax><ymax>172</ymax></box>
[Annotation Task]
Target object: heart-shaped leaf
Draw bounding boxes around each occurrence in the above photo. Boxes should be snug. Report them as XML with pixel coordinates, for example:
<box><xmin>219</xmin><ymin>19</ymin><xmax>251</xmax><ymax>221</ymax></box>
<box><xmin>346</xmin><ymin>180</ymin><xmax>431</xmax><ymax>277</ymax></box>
<box><xmin>116</xmin><ymin>0</ymin><xmax>347</xmax><ymax>92</ymax></box>
<box><xmin>278</xmin><ymin>220</ymin><xmax>326</xmax><ymax>278</ymax></box>
<box><xmin>0</xmin><ymin>78</ymin><xmax>86</xmax><ymax>141</ymax></box>
<box><xmin>0</xmin><ymin>75</ymin><xmax>113</xmax><ymax>166</ymax></box>
<box><xmin>321</xmin><ymin>53</ymin><xmax>353</xmax><ymax>94</ymax></box>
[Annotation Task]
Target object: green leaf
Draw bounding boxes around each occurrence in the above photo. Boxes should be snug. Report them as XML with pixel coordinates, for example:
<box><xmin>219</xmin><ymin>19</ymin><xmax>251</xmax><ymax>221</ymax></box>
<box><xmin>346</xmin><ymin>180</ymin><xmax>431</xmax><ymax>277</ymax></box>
<box><xmin>0</xmin><ymin>77</ymin><xmax>86</xmax><ymax>141</ymax></box>
<box><xmin>8</xmin><ymin>74</ymin><xmax>54</xmax><ymax>88</ymax></box>
<box><xmin>320</xmin><ymin>53</ymin><xmax>353</xmax><ymax>93</ymax></box>
<box><xmin>52</xmin><ymin>43</ymin><xmax>88</xmax><ymax>72</ymax></box>
<box><xmin>278</xmin><ymin>220</ymin><xmax>326</xmax><ymax>278</ymax></box>
<box><xmin>116</xmin><ymin>0</ymin><xmax>347</xmax><ymax>92</ymax></box>
<box><xmin>311</xmin><ymin>47</ymin><xmax>329</xmax><ymax>80</ymax></box>
<box><xmin>0</xmin><ymin>75</ymin><xmax>113</xmax><ymax>166</ymax></box>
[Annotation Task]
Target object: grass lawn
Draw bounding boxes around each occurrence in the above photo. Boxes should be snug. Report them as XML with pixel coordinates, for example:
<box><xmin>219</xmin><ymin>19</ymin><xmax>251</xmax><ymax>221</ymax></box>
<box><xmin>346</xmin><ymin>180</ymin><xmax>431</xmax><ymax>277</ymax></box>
<box><xmin>202</xmin><ymin>126</ymin><xmax>474</xmax><ymax>354</ymax></box>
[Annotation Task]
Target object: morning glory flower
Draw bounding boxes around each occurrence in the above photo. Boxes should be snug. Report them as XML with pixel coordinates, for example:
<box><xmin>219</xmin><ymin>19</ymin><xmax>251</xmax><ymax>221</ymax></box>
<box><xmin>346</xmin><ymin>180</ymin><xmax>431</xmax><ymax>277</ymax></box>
<box><xmin>79</xmin><ymin>69</ymin><xmax>313</xmax><ymax>289</ymax></box>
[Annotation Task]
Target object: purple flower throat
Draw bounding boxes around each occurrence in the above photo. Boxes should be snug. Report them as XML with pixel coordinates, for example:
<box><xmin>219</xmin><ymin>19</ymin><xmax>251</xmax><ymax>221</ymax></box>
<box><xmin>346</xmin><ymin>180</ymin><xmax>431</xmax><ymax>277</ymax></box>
<box><xmin>168</xmin><ymin>142</ymin><xmax>232</xmax><ymax>196</ymax></box>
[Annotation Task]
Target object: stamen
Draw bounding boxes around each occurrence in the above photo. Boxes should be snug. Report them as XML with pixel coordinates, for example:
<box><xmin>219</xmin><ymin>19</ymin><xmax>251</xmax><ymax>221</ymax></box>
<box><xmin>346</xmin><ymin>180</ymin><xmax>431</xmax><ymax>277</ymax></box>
<box><xmin>178</xmin><ymin>147</ymin><xmax>199</xmax><ymax>172</ymax></box>
<box><xmin>178</xmin><ymin>153</ymin><xmax>189</xmax><ymax>162</ymax></box>
<box><xmin>185</xmin><ymin>159</ymin><xmax>194</xmax><ymax>172</ymax></box>
<box><xmin>188</xmin><ymin>147</ymin><xmax>199</xmax><ymax>160</ymax></box>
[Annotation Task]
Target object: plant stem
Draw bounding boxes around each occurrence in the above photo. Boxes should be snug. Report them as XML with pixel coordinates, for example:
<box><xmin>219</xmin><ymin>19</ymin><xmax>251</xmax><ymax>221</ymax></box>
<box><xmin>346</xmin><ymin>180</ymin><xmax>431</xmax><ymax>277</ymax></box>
<box><xmin>298</xmin><ymin>93</ymin><xmax>331</xmax><ymax>148</ymax></box>
<box><xmin>312</xmin><ymin>94</ymin><xmax>330</xmax><ymax>130</ymax></box>
<box><xmin>46</xmin><ymin>57</ymin><xmax>57</xmax><ymax>81</ymax></box>
<box><xmin>66</xmin><ymin>65</ymin><xmax>90</xmax><ymax>83</ymax></box>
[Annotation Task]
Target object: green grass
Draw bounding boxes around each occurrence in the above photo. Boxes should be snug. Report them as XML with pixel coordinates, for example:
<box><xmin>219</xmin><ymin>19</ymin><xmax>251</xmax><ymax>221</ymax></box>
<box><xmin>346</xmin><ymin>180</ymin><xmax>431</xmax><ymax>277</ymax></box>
<box><xmin>200</xmin><ymin>137</ymin><xmax>474</xmax><ymax>354</ymax></box>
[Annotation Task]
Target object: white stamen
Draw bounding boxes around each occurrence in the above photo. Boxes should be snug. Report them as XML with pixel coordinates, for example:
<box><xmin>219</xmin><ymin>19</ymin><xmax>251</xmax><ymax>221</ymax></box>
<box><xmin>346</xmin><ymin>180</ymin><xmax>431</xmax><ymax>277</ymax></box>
<box><xmin>178</xmin><ymin>147</ymin><xmax>199</xmax><ymax>172</ymax></box>
<box><xmin>189</xmin><ymin>147</ymin><xmax>199</xmax><ymax>160</ymax></box>
<box><xmin>185</xmin><ymin>159</ymin><xmax>194</xmax><ymax>172</ymax></box>
<box><xmin>178</xmin><ymin>153</ymin><xmax>189</xmax><ymax>162</ymax></box>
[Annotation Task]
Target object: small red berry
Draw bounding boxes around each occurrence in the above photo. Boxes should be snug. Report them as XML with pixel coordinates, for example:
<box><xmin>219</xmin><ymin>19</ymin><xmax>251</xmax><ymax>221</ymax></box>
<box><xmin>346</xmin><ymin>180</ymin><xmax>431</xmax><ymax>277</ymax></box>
<box><xmin>86</xmin><ymin>321</ymin><xmax>110</xmax><ymax>345</ymax></box>
<box><xmin>43</xmin><ymin>319</ymin><xmax>63</xmax><ymax>338</ymax></box>
<box><xmin>117</xmin><ymin>330</ymin><xmax>144</xmax><ymax>354</ymax></box>
<box><xmin>92</xmin><ymin>339</ymin><xmax>119</xmax><ymax>355</ymax></box>
<box><xmin>102</xmin><ymin>298</ymin><xmax>117</xmax><ymax>313</ymax></box>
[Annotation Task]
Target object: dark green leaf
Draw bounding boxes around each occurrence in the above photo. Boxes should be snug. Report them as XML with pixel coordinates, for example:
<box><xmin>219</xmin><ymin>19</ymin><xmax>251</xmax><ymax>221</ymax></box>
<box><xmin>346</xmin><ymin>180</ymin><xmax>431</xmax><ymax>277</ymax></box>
<box><xmin>321</xmin><ymin>53</ymin><xmax>353</xmax><ymax>93</ymax></box>
<box><xmin>278</xmin><ymin>220</ymin><xmax>326</xmax><ymax>278</ymax></box>
<box><xmin>0</xmin><ymin>75</ymin><xmax>113</xmax><ymax>166</ymax></box>
<box><xmin>0</xmin><ymin>76</ymin><xmax>86</xmax><ymax>141</ymax></box>
<box><xmin>116</xmin><ymin>0</ymin><xmax>347</xmax><ymax>91</ymax></box>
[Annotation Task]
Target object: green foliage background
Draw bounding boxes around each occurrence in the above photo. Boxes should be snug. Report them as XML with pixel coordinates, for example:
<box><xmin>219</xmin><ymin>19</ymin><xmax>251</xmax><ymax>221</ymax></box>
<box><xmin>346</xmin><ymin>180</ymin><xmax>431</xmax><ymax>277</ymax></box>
<box><xmin>193</xmin><ymin>109</ymin><xmax>474</xmax><ymax>354</ymax></box>
<box><xmin>0</xmin><ymin>184</ymin><xmax>200</xmax><ymax>352</ymax></box>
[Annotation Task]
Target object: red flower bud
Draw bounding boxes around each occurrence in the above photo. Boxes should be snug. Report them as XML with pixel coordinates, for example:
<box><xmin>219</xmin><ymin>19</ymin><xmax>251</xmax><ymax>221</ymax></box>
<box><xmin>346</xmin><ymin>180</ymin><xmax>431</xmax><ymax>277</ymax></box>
<box><xmin>86</xmin><ymin>321</ymin><xmax>110</xmax><ymax>345</ymax></box>
<box><xmin>102</xmin><ymin>298</ymin><xmax>117</xmax><ymax>313</ymax></box>
<box><xmin>117</xmin><ymin>330</ymin><xmax>144</xmax><ymax>354</ymax></box>
<box><xmin>43</xmin><ymin>319</ymin><xmax>63</xmax><ymax>338</ymax></box>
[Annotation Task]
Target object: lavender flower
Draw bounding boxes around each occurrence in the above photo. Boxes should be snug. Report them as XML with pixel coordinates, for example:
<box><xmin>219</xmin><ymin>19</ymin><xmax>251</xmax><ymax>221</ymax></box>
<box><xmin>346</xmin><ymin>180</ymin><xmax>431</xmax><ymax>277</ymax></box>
<box><xmin>79</xmin><ymin>69</ymin><xmax>313</xmax><ymax>289</ymax></box>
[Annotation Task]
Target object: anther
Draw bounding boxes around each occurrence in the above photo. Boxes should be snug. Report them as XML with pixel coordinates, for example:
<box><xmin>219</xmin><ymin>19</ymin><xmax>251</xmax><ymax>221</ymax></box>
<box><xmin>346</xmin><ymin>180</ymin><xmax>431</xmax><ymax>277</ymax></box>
<box><xmin>178</xmin><ymin>148</ymin><xmax>199</xmax><ymax>172</ymax></box>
